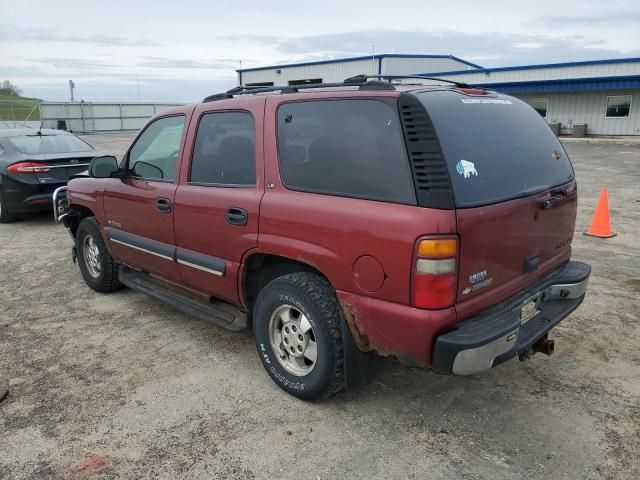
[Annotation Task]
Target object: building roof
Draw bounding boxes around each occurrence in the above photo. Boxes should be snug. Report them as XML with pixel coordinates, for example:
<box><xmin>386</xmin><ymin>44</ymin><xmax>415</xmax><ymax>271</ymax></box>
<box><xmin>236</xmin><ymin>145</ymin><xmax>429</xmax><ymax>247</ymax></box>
<box><xmin>420</xmin><ymin>57</ymin><xmax>640</xmax><ymax>77</ymax></box>
<box><xmin>419</xmin><ymin>57</ymin><xmax>640</xmax><ymax>94</ymax></box>
<box><xmin>236</xmin><ymin>54</ymin><xmax>483</xmax><ymax>72</ymax></box>
<box><xmin>470</xmin><ymin>75</ymin><xmax>640</xmax><ymax>94</ymax></box>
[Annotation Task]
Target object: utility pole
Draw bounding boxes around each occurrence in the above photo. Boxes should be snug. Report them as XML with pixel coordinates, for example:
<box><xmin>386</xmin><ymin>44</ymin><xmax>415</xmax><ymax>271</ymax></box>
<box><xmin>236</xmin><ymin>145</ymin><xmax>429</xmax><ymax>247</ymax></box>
<box><xmin>136</xmin><ymin>77</ymin><xmax>141</xmax><ymax>102</ymax></box>
<box><xmin>372</xmin><ymin>44</ymin><xmax>376</xmax><ymax>76</ymax></box>
<box><xmin>69</xmin><ymin>80</ymin><xmax>75</xmax><ymax>102</ymax></box>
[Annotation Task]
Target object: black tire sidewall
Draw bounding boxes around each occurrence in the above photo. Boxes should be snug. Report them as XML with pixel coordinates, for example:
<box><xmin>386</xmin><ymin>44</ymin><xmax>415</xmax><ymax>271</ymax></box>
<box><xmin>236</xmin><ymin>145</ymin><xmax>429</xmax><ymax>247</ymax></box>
<box><xmin>254</xmin><ymin>278</ymin><xmax>336</xmax><ymax>400</ymax></box>
<box><xmin>76</xmin><ymin>218</ymin><xmax>111</xmax><ymax>291</ymax></box>
<box><xmin>0</xmin><ymin>187</ymin><xmax>16</xmax><ymax>223</ymax></box>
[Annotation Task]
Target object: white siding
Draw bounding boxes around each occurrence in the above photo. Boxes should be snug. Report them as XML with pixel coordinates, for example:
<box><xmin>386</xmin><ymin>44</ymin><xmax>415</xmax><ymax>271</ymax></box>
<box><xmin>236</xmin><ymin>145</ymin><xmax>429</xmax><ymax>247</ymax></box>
<box><xmin>241</xmin><ymin>59</ymin><xmax>377</xmax><ymax>85</ymax></box>
<box><xmin>382</xmin><ymin>57</ymin><xmax>478</xmax><ymax>76</ymax></box>
<box><xmin>515</xmin><ymin>91</ymin><xmax>640</xmax><ymax>135</ymax></box>
<box><xmin>240</xmin><ymin>56</ymin><xmax>478</xmax><ymax>85</ymax></box>
<box><xmin>431</xmin><ymin>61</ymin><xmax>640</xmax><ymax>84</ymax></box>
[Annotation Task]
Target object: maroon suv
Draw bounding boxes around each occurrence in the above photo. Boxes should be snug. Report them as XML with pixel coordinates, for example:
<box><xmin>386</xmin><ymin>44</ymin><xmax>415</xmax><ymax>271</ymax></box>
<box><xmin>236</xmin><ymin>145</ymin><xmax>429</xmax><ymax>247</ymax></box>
<box><xmin>56</xmin><ymin>77</ymin><xmax>590</xmax><ymax>399</ymax></box>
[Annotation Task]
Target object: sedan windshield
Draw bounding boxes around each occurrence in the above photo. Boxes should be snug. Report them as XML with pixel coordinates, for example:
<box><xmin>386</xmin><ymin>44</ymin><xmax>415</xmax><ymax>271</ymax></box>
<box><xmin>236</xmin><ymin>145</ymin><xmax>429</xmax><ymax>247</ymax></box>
<box><xmin>7</xmin><ymin>134</ymin><xmax>94</xmax><ymax>155</ymax></box>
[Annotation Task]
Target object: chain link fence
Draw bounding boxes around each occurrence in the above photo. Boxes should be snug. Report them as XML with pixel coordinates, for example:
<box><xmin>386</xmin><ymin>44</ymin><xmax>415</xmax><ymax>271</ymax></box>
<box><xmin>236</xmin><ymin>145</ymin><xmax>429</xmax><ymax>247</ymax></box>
<box><xmin>39</xmin><ymin>102</ymin><xmax>184</xmax><ymax>133</ymax></box>
<box><xmin>0</xmin><ymin>101</ymin><xmax>185</xmax><ymax>132</ymax></box>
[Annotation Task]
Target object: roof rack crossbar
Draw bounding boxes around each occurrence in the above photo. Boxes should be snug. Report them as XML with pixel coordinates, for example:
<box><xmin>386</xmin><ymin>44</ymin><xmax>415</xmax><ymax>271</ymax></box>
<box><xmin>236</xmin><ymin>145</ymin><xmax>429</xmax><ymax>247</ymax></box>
<box><xmin>345</xmin><ymin>74</ymin><xmax>471</xmax><ymax>88</ymax></box>
<box><xmin>202</xmin><ymin>79</ymin><xmax>395</xmax><ymax>102</ymax></box>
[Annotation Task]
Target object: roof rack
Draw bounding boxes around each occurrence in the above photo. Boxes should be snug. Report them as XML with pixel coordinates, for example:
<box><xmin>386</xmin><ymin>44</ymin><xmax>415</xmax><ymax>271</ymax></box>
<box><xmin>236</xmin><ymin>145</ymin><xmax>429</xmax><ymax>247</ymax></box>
<box><xmin>202</xmin><ymin>79</ymin><xmax>395</xmax><ymax>103</ymax></box>
<box><xmin>345</xmin><ymin>74</ymin><xmax>471</xmax><ymax>88</ymax></box>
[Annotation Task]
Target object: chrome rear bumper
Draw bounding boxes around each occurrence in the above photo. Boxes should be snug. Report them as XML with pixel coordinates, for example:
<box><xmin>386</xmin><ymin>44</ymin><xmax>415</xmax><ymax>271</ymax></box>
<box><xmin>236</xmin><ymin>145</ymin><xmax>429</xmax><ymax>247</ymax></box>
<box><xmin>432</xmin><ymin>261</ymin><xmax>591</xmax><ymax>375</ymax></box>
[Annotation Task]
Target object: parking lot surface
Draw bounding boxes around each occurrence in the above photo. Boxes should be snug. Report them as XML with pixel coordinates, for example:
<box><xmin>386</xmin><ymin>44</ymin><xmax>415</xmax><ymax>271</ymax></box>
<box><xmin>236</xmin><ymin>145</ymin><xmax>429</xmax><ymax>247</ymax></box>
<box><xmin>1</xmin><ymin>134</ymin><xmax>639</xmax><ymax>479</ymax></box>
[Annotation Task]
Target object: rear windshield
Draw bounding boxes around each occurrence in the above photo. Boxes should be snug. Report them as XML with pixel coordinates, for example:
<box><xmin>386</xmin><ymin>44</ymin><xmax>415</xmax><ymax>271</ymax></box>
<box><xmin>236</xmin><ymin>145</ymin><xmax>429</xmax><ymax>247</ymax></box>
<box><xmin>417</xmin><ymin>91</ymin><xmax>574</xmax><ymax>207</ymax></box>
<box><xmin>7</xmin><ymin>134</ymin><xmax>94</xmax><ymax>155</ymax></box>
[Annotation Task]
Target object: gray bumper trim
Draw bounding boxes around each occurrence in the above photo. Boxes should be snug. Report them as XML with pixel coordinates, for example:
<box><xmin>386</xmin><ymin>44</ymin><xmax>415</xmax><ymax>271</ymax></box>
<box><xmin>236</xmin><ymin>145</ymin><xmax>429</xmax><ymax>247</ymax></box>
<box><xmin>432</xmin><ymin>261</ymin><xmax>591</xmax><ymax>375</ymax></box>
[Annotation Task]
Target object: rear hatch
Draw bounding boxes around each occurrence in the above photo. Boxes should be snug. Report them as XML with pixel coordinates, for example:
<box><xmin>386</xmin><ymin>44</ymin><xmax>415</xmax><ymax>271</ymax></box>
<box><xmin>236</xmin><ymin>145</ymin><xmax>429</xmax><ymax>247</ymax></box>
<box><xmin>415</xmin><ymin>89</ymin><xmax>577</xmax><ymax>315</ymax></box>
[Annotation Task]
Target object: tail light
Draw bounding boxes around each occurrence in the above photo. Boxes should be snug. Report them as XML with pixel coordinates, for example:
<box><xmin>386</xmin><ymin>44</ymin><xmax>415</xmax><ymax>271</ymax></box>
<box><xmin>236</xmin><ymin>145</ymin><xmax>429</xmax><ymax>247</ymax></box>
<box><xmin>413</xmin><ymin>237</ymin><xmax>458</xmax><ymax>309</ymax></box>
<box><xmin>7</xmin><ymin>162</ymin><xmax>51</xmax><ymax>174</ymax></box>
<box><xmin>455</xmin><ymin>87</ymin><xmax>487</xmax><ymax>95</ymax></box>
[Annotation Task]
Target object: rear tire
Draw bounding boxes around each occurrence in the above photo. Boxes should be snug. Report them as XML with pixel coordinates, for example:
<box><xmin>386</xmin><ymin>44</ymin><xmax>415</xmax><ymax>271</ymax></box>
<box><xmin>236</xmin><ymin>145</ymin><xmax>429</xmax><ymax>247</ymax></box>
<box><xmin>253</xmin><ymin>272</ymin><xmax>345</xmax><ymax>400</ymax></box>
<box><xmin>76</xmin><ymin>217</ymin><xmax>122</xmax><ymax>292</ymax></box>
<box><xmin>0</xmin><ymin>188</ymin><xmax>17</xmax><ymax>223</ymax></box>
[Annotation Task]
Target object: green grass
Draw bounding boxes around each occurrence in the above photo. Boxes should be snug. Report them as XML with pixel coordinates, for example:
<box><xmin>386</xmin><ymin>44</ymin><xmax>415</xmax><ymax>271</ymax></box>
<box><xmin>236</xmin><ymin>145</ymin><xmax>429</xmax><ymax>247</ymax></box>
<box><xmin>0</xmin><ymin>92</ymin><xmax>41</xmax><ymax>121</ymax></box>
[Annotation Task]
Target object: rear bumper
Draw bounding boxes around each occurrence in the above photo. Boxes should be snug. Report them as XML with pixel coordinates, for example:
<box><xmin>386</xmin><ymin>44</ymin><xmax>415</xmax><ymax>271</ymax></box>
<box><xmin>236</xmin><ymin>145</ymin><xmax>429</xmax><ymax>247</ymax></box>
<box><xmin>1</xmin><ymin>175</ymin><xmax>64</xmax><ymax>213</ymax></box>
<box><xmin>432</xmin><ymin>261</ymin><xmax>591</xmax><ymax>375</ymax></box>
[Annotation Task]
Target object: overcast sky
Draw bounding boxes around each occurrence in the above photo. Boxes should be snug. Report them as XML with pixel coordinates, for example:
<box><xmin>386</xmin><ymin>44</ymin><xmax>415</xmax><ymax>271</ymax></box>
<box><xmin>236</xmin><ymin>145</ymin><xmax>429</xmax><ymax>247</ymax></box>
<box><xmin>1</xmin><ymin>0</ymin><xmax>639</xmax><ymax>102</ymax></box>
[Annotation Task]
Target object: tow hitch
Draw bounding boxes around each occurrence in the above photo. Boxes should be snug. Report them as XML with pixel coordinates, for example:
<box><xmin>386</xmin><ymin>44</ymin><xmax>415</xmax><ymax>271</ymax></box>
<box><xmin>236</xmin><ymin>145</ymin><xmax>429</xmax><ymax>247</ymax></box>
<box><xmin>519</xmin><ymin>334</ymin><xmax>555</xmax><ymax>361</ymax></box>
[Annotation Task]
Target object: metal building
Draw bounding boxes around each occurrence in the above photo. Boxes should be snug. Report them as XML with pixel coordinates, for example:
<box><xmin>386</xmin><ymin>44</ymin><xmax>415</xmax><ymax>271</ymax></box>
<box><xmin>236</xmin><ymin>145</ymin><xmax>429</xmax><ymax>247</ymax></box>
<box><xmin>237</xmin><ymin>54</ymin><xmax>481</xmax><ymax>86</ymax></box>
<box><xmin>237</xmin><ymin>55</ymin><xmax>640</xmax><ymax>136</ymax></box>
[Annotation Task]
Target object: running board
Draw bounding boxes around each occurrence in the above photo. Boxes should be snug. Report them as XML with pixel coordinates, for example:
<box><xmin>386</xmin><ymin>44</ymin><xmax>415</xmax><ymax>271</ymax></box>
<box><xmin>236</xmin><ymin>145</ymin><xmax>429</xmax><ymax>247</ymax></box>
<box><xmin>118</xmin><ymin>266</ymin><xmax>248</xmax><ymax>331</ymax></box>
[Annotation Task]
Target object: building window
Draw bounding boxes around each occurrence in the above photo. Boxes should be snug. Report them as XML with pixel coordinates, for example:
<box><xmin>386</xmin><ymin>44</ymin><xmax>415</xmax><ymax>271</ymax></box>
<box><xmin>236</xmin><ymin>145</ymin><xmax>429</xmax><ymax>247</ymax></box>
<box><xmin>245</xmin><ymin>82</ymin><xmax>274</xmax><ymax>87</ymax></box>
<box><xmin>605</xmin><ymin>95</ymin><xmax>632</xmax><ymax>118</ymax></box>
<box><xmin>529</xmin><ymin>98</ymin><xmax>548</xmax><ymax>118</ymax></box>
<box><xmin>288</xmin><ymin>78</ymin><xmax>322</xmax><ymax>86</ymax></box>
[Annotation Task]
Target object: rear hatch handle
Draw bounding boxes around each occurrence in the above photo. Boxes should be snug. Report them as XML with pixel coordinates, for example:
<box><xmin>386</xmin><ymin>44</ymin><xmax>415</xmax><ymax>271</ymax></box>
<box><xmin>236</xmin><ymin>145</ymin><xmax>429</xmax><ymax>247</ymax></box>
<box><xmin>540</xmin><ymin>187</ymin><xmax>575</xmax><ymax>210</ymax></box>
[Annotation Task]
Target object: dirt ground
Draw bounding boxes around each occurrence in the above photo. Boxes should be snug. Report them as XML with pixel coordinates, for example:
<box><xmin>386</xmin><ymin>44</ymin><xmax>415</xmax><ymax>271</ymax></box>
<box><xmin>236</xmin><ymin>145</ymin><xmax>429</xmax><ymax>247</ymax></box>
<box><xmin>1</xmin><ymin>134</ymin><xmax>639</xmax><ymax>479</ymax></box>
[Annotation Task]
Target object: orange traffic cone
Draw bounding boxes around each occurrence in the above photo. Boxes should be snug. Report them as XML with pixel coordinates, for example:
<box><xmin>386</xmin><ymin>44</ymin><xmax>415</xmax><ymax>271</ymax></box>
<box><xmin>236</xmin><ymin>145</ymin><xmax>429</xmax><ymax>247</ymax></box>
<box><xmin>584</xmin><ymin>187</ymin><xmax>616</xmax><ymax>238</ymax></box>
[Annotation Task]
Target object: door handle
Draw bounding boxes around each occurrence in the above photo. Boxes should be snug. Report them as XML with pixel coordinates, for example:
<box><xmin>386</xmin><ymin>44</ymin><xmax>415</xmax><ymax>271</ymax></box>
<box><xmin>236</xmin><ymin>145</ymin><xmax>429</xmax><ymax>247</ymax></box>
<box><xmin>226</xmin><ymin>207</ymin><xmax>248</xmax><ymax>226</ymax></box>
<box><xmin>156</xmin><ymin>197</ymin><xmax>171</xmax><ymax>213</ymax></box>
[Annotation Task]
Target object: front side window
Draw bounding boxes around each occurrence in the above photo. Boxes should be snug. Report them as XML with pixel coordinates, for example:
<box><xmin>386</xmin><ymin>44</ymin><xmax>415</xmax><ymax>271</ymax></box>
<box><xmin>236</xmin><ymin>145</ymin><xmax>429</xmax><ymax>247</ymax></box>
<box><xmin>190</xmin><ymin>111</ymin><xmax>255</xmax><ymax>186</ymax></box>
<box><xmin>605</xmin><ymin>95</ymin><xmax>632</xmax><ymax>118</ymax></box>
<box><xmin>529</xmin><ymin>98</ymin><xmax>548</xmax><ymax>118</ymax></box>
<box><xmin>128</xmin><ymin>115</ymin><xmax>185</xmax><ymax>181</ymax></box>
<box><xmin>277</xmin><ymin>99</ymin><xmax>416</xmax><ymax>204</ymax></box>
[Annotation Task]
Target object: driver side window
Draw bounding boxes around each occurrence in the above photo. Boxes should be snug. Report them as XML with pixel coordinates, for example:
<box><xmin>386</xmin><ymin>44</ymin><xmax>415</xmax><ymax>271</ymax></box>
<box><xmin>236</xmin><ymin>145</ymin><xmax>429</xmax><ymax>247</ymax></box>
<box><xmin>128</xmin><ymin>115</ymin><xmax>185</xmax><ymax>181</ymax></box>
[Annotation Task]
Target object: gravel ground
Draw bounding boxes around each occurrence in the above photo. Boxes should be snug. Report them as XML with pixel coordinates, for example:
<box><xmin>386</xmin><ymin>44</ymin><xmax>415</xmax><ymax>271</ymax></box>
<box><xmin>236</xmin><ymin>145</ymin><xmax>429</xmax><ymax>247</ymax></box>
<box><xmin>0</xmin><ymin>134</ymin><xmax>638</xmax><ymax>479</ymax></box>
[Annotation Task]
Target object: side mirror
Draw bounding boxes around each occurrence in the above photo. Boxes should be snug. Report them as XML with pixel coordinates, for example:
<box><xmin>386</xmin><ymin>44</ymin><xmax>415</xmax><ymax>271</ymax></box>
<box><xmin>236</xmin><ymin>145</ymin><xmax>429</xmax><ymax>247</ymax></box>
<box><xmin>130</xmin><ymin>161</ymin><xmax>163</xmax><ymax>180</ymax></box>
<box><xmin>89</xmin><ymin>155</ymin><xmax>119</xmax><ymax>178</ymax></box>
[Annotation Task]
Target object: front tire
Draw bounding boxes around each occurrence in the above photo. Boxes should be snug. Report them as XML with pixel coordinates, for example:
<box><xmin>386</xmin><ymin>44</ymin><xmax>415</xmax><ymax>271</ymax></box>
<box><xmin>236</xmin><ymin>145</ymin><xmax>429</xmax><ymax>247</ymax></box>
<box><xmin>253</xmin><ymin>272</ymin><xmax>345</xmax><ymax>400</ymax></box>
<box><xmin>76</xmin><ymin>217</ymin><xmax>122</xmax><ymax>292</ymax></box>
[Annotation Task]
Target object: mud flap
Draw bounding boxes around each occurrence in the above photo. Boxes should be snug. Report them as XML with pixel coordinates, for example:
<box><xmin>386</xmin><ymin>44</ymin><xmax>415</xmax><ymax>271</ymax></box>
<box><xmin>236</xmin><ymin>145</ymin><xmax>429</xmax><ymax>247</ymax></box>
<box><xmin>341</xmin><ymin>319</ymin><xmax>374</xmax><ymax>390</ymax></box>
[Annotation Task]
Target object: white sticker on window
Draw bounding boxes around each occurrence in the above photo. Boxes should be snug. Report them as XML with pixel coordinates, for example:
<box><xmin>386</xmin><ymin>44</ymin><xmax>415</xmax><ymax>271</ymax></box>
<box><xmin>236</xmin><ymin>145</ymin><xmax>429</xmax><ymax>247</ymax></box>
<box><xmin>456</xmin><ymin>159</ymin><xmax>478</xmax><ymax>178</ymax></box>
<box><xmin>460</xmin><ymin>98</ymin><xmax>512</xmax><ymax>104</ymax></box>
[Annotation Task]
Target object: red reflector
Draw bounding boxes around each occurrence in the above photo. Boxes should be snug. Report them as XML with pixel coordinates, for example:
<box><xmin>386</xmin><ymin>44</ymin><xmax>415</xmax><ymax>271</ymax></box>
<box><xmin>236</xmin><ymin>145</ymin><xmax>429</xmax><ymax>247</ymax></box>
<box><xmin>414</xmin><ymin>274</ymin><xmax>456</xmax><ymax>309</ymax></box>
<box><xmin>7</xmin><ymin>161</ymin><xmax>50</xmax><ymax>174</ymax></box>
<box><xmin>455</xmin><ymin>87</ymin><xmax>487</xmax><ymax>95</ymax></box>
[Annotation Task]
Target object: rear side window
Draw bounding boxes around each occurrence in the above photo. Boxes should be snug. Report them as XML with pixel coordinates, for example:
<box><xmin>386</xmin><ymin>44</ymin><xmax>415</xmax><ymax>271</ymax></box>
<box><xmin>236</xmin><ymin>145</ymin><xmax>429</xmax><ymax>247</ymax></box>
<box><xmin>190</xmin><ymin>111</ymin><xmax>255</xmax><ymax>186</ymax></box>
<box><xmin>417</xmin><ymin>91</ymin><xmax>575</xmax><ymax>207</ymax></box>
<box><xmin>277</xmin><ymin>99</ymin><xmax>416</xmax><ymax>204</ymax></box>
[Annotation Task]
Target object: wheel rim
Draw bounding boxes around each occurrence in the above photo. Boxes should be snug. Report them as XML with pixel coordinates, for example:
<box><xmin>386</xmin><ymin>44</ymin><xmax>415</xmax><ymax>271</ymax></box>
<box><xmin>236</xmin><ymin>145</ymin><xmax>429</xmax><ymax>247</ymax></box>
<box><xmin>268</xmin><ymin>304</ymin><xmax>317</xmax><ymax>377</ymax></box>
<box><xmin>83</xmin><ymin>234</ymin><xmax>101</xmax><ymax>278</ymax></box>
